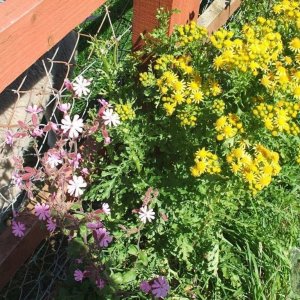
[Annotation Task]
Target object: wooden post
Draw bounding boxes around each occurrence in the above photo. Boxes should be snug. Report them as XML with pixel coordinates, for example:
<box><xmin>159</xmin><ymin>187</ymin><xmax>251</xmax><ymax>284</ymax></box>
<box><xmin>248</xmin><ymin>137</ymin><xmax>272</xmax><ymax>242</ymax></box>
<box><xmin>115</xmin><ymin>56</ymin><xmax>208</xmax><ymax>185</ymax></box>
<box><xmin>0</xmin><ymin>0</ymin><xmax>106</xmax><ymax>93</ymax></box>
<box><xmin>132</xmin><ymin>0</ymin><xmax>201</xmax><ymax>50</ymax></box>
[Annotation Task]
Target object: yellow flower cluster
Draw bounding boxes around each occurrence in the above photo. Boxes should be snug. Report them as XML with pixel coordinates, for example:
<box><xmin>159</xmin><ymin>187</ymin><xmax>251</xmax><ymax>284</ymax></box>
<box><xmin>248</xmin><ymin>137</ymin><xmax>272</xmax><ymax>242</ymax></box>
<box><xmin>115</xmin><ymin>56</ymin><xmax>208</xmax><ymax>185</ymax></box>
<box><xmin>115</xmin><ymin>103</ymin><xmax>135</xmax><ymax>121</ymax></box>
<box><xmin>226</xmin><ymin>144</ymin><xmax>281</xmax><ymax>193</ymax></box>
<box><xmin>215</xmin><ymin>114</ymin><xmax>244</xmax><ymax>141</ymax></box>
<box><xmin>211</xmin><ymin>18</ymin><xmax>283</xmax><ymax>75</ymax></box>
<box><xmin>141</xmin><ymin>53</ymin><xmax>221</xmax><ymax>126</ymax></box>
<box><xmin>273</xmin><ymin>0</ymin><xmax>300</xmax><ymax>28</ymax></box>
<box><xmin>190</xmin><ymin>148</ymin><xmax>221</xmax><ymax>177</ymax></box>
<box><xmin>212</xmin><ymin>99</ymin><xmax>225</xmax><ymax>115</ymax></box>
<box><xmin>174</xmin><ymin>21</ymin><xmax>208</xmax><ymax>47</ymax></box>
<box><xmin>253</xmin><ymin>100</ymin><xmax>300</xmax><ymax>135</ymax></box>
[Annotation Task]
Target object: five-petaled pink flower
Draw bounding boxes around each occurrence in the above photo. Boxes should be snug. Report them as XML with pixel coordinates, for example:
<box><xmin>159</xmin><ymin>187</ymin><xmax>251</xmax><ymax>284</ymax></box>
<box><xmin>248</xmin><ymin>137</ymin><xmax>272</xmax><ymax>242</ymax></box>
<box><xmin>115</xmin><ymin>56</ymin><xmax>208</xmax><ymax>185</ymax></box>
<box><xmin>58</xmin><ymin>103</ymin><xmax>71</xmax><ymax>114</ymax></box>
<box><xmin>61</xmin><ymin>114</ymin><xmax>84</xmax><ymax>139</ymax></box>
<box><xmin>34</xmin><ymin>203</ymin><xmax>50</xmax><ymax>220</ymax></box>
<box><xmin>26</xmin><ymin>105</ymin><xmax>43</xmax><ymax>115</ymax></box>
<box><xmin>74</xmin><ymin>269</ymin><xmax>85</xmax><ymax>282</ymax></box>
<box><xmin>72</xmin><ymin>75</ymin><xmax>92</xmax><ymax>98</ymax></box>
<box><xmin>5</xmin><ymin>130</ymin><xmax>14</xmax><ymax>146</ymax></box>
<box><xmin>12</xmin><ymin>220</ymin><xmax>26</xmax><ymax>237</ymax></box>
<box><xmin>46</xmin><ymin>218</ymin><xmax>57</xmax><ymax>232</ymax></box>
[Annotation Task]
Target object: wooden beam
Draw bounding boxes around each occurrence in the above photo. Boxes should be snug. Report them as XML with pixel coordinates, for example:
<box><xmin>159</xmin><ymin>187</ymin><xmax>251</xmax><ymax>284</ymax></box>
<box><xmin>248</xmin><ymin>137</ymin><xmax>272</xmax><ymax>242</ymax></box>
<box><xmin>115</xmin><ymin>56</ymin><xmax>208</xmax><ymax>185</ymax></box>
<box><xmin>132</xmin><ymin>0</ymin><xmax>201</xmax><ymax>50</ymax></box>
<box><xmin>198</xmin><ymin>0</ymin><xmax>241</xmax><ymax>34</ymax></box>
<box><xmin>0</xmin><ymin>211</ymin><xmax>47</xmax><ymax>290</ymax></box>
<box><xmin>0</xmin><ymin>0</ymin><xmax>106</xmax><ymax>93</ymax></box>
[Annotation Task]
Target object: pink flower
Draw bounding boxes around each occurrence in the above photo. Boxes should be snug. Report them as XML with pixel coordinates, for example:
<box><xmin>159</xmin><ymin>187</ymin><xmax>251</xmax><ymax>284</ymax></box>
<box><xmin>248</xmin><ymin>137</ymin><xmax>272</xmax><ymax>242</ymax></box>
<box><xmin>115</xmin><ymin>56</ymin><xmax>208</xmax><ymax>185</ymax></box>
<box><xmin>151</xmin><ymin>276</ymin><xmax>170</xmax><ymax>298</ymax></box>
<box><xmin>98</xmin><ymin>99</ymin><xmax>109</xmax><ymax>107</ymax></box>
<box><xmin>64</xmin><ymin>79</ymin><xmax>73</xmax><ymax>91</ymax></box>
<box><xmin>26</xmin><ymin>105</ymin><xmax>43</xmax><ymax>115</ymax></box>
<box><xmin>5</xmin><ymin>130</ymin><xmax>14</xmax><ymax>146</ymax></box>
<box><xmin>81</xmin><ymin>168</ymin><xmax>89</xmax><ymax>176</ymax></box>
<box><xmin>58</xmin><ymin>103</ymin><xmax>71</xmax><ymax>113</ymax></box>
<box><xmin>46</xmin><ymin>152</ymin><xmax>62</xmax><ymax>168</ymax></box>
<box><xmin>34</xmin><ymin>203</ymin><xmax>50</xmax><ymax>220</ymax></box>
<box><xmin>72</xmin><ymin>75</ymin><xmax>92</xmax><ymax>98</ymax></box>
<box><xmin>69</xmin><ymin>153</ymin><xmax>81</xmax><ymax>169</ymax></box>
<box><xmin>46</xmin><ymin>218</ymin><xmax>56</xmax><ymax>232</ymax></box>
<box><xmin>95</xmin><ymin>278</ymin><xmax>105</xmax><ymax>289</ymax></box>
<box><xmin>93</xmin><ymin>228</ymin><xmax>113</xmax><ymax>248</ymax></box>
<box><xmin>12</xmin><ymin>220</ymin><xmax>26</xmax><ymax>237</ymax></box>
<box><xmin>61</xmin><ymin>114</ymin><xmax>84</xmax><ymax>139</ymax></box>
<box><xmin>31</xmin><ymin>127</ymin><xmax>44</xmax><ymax>137</ymax></box>
<box><xmin>12</xmin><ymin>171</ymin><xmax>22</xmax><ymax>188</ymax></box>
<box><xmin>74</xmin><ymin>269</ymin><xmax>85</xmax><ymax>282</ymax></box>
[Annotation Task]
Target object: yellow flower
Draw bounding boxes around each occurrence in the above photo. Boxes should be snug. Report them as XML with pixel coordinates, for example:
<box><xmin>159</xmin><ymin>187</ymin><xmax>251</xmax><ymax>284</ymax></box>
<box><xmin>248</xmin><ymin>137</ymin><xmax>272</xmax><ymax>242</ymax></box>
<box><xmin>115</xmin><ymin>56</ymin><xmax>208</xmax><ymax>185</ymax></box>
<box><xmin>289</xmin><ymin>37</ymin><xmax>300</xmax><ymax>53</ymax></box>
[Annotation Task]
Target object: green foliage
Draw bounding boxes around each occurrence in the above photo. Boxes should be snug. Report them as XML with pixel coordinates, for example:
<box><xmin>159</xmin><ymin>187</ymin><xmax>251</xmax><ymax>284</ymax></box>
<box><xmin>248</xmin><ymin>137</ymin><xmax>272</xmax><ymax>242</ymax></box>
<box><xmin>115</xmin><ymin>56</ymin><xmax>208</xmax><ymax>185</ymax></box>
<box><xmin>61</xmin><ymin>0</ymin><xmax>300</xmax><ymax>298</ymax></box>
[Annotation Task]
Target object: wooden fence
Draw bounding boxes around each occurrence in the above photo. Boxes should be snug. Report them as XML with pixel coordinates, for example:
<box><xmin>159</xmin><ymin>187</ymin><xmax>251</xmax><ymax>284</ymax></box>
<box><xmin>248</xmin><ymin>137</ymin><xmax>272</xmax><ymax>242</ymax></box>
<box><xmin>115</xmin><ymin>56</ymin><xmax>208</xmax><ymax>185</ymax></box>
<box><xmin>0</xmin><ymin>0</ymin><xmax>241</xmax><ymax>290</ymax></box>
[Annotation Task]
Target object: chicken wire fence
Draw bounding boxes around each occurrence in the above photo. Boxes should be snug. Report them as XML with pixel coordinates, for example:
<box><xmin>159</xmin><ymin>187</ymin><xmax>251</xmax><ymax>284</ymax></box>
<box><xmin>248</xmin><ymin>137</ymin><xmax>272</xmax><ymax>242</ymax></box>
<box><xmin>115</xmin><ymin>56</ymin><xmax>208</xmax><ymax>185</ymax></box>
<box><xmin>0</xmin><ymin>0</ymin><xmax>132</xmax><ymax>298</ymax></box>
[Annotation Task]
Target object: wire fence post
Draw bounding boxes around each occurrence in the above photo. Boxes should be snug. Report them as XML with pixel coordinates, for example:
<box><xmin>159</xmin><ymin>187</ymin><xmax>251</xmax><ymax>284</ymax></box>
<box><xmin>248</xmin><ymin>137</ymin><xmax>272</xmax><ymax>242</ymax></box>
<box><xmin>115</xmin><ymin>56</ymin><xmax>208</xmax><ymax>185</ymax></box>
<box><xmin>132</xmin><ymin>0</ymin><xmax>202</xmax><ymax>50</ymax></box>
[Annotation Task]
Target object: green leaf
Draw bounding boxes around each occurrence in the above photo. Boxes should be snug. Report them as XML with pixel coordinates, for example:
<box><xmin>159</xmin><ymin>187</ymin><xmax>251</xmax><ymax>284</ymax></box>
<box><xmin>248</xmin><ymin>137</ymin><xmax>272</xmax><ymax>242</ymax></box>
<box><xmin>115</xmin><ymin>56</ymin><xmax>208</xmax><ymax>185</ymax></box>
<box><xmin>138</xmin><ymin>251</ymin><xmax>148</xmax><ymax>266</ymax></box>
<box><xmin>122</xmin><ymin>269</ymin><xmax>136</xmax><ymax>283</ymax></box>
<box><xmin>128</xmin><ymin>245</ymin><xmax>139</xmax><ymax>256</ymax></box>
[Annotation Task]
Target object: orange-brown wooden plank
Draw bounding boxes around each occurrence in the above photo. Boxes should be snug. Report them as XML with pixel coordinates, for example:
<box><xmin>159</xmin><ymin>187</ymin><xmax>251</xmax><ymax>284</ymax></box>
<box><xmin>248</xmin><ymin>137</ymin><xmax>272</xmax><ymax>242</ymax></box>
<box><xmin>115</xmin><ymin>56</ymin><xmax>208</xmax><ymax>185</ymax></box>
<box><xmin>132</xmin><ymin>0</ymin><xmax>202</xmax><ymax>50</ymax></box>
<box><xmin>198</xmin><ymin>0</ymin><xmax>242</xmax><ymax>34</ymax></box>
<box><xmin>0</xmin><ymin>0</ymin><xmax>106</xmax><ymax>93</ymax></box>
<box><xmin>0</xmin><ymin>212</ymin><xmax>47</xmax><ymax>290</ymax></box>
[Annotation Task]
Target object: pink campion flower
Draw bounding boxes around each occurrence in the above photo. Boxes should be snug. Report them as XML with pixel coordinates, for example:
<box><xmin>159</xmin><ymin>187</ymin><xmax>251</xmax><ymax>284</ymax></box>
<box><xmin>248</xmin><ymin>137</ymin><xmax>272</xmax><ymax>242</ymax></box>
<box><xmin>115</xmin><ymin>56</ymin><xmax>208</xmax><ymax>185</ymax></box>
<box><xmin>5</xmin><ymin>130</ymin><xmax>14</xmax><ymax>146</ymax></box>
<box><xmin>67</xmin><ymin>175</ymin><xmax>87</xmax><ymax>197</ymax></box>
<box><xmin>151</xmin><ymin>276</ymin><xmax>170</xmax><ymax>299</ymax></box>
<box><xmin>69</xmin><ymin>153</ymin><xmax>82</xmax><ymax>169</ymax></box>
<box><xmin>72</xmin><ymin>75</ymin><xmax>92</xmax><ymax>98</ymax></box>
<box><xmin>102</xmin><ymin>203</ymin><xmax>111</xmax><ymax>215</ymax></box>
<box><xmin>61</xmin><ymin>114</ymin><xmax>84</xmax><ymax>139</ymax></box>
<box><xmin>140</xmin><ymin>281</ymin><xmax>151</xmax><ymax>294</ymax></box>
<box><xmin>46</xmin><ymin>218</ymin><xmax>56</xmax><ymax>232</ymax></box>
<box><xmin>98</xmin><ymin>99</ymin><xmax>109</xmax><ymax>107</ymax></box>
<box><xmin>64</xmin><ymin>78</ymin><xmax>73</xmax><ymax>91</ymax></box>
<box><xmin>95</xmin><ymin>278</ymin><xmax>105</xmax><ymax>289</ymax></box>
<box><xmin>74</xmin><ymin>269</ymin><xmax>85</xmax><ymax>282</ymax></box>
<box><xmin>101</xmin><ymin>126</ymin><xmax>111</xmax><ymax>145</ymax></box>
<box><xmin>138</xmin><ymin>206</ymin><xmax>155</xmax><ymax>224</ymax></box>
<box><xmin>58</xmin><ymin>103</ymin><xmax>71</xmax><ymax>114</ymax></box>
<box><xmin>12</xmin><ymin>220</ymin><xmax>26</xmax><ymax>238</ymax></box>
<box><xmin>75</xmin><ymin>258</ymin><xmax>83</xmax><ymax>264</ymax></box>
<box><xmin>87</xmin><ymin>221</ymin><xmax>103</xmax><ymax>230</ymax></box>
<box><xmin>102</xmin><ymin>108</ymin><xmax>121</xmax><ymax>127</ymax></box>
<box><xmin>93</xmin><ymin>228</ymin><xmax>113</xmax><ymax>248</ymax></box>
<box><xmin>46</xmin><ymin>152</ymin><xmax>62</xmax><ymax>168</ymax></box>
<box><xmin>12</xmin><ymin>171</ymin><xmax>22</xmax><ymax>188</ymax></box>
<box><xmin>31</xmin><ymin>127</ymin><xmax>44</xmax><ymax>137</ymax></box>
<box><xmin>26</xmin><ymin>105</ymin><xmax>43</xmax><ymax>115</ymax></box>
<box><xmin>81</xmin><ymin>168</ymin><xmax>89</xmax><ymax>176</ymax></box>
<box><xmin>34</xmin><ymin>203</ymin><xmax>50</xmax><ymax>220</ymax></box>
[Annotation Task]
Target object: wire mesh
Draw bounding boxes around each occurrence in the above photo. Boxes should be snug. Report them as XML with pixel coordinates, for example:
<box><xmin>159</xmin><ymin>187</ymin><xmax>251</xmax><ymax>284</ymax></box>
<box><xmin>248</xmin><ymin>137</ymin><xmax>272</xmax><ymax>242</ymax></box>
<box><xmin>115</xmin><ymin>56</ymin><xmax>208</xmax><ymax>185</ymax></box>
<box><xmin>0</xmin><ymin>0</ymin><xmax>132</xmax><ymax>298</ymax></box>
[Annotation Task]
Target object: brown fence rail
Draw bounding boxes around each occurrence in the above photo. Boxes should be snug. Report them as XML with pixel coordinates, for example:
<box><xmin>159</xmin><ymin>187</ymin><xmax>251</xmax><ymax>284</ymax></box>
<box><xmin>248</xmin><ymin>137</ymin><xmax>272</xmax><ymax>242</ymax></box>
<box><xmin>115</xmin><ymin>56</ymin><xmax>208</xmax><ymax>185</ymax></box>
<box><xmin>0</xmin><ymin>0</ymin><xmax>242</xmax><ymax>292</ymax></box>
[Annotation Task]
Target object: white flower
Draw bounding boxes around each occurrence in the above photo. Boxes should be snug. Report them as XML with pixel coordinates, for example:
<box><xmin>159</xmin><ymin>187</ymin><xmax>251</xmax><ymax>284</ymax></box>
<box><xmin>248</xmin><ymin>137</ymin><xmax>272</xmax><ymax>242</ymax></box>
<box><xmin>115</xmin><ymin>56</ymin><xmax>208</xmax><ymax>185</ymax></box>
<box><xmin>72</xmin><ymin>75</ymin><xmax>91</xmax><ymax>98</ymax></box>
<box><xmin>138</xmin><ymin>206</ymin><xmax>155</xmax><ymax>224</ymax></box>
<box><xmin>102</xmin><ymin>109</ymin><xmax>121</xmax><ymax>127</ymax></box>
<box><xmin>102</xmin><ymin>203</ymin><xmax>111</xmax><ymax>215</ymax></box>
<box><xmin>61</xmin><ymin>114</ymin><xmax>84</xmax><ymax>139</ymax></box>
<box><xmin>67</xmin><ymin>175</ymin><xmax>87</xmax><ymax>197</ymax></box>
<box><xmin>47</xmin><ymin>152</ymin><xmax>62</xmax><ymax>168</ymax></box>
<box><xmin>58</xmin><ymin>103</ymin><xmax>71</xmax><ymax>113</ymax></box>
